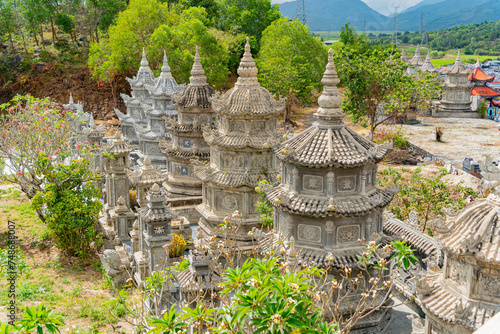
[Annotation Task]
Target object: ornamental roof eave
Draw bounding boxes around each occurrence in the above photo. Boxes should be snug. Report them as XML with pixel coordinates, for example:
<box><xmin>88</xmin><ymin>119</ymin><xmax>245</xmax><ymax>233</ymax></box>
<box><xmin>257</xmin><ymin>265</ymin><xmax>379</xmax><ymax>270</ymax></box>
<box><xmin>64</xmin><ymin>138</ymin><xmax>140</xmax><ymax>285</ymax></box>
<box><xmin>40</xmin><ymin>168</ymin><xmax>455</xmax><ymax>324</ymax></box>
<box><xmin>261</xmin><ymin>184</ymin><xmax>396</xmax><ymax>218</ymax></box>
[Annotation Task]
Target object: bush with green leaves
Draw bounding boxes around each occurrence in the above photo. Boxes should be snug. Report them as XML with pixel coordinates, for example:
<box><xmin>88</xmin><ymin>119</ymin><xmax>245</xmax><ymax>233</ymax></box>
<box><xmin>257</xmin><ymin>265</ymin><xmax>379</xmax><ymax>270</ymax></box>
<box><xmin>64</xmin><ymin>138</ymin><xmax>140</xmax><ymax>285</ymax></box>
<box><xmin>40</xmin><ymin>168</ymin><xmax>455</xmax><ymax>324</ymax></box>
<box><xmin>378</xmin><ymin>166</ymin><xmax>477</xmax><ymax>232</ymax></box>
<box><xmin>14</xmin><ymin>302</ymin><xmax>64</xmax><ymax>334</ymax></box>
<box><xmin>32</xmin><ymin>152</ymin><xmax>103</xmax><ymax>259</ymax></box>
<box><xmin>0</xmin><ymin>246</ymin><xmax>30</xmax><ymax>279</ymax></box>
<box><xmin>255</xmin><ymin>181</ymin><xmax>274</xmax><ymax>227</ymax></box>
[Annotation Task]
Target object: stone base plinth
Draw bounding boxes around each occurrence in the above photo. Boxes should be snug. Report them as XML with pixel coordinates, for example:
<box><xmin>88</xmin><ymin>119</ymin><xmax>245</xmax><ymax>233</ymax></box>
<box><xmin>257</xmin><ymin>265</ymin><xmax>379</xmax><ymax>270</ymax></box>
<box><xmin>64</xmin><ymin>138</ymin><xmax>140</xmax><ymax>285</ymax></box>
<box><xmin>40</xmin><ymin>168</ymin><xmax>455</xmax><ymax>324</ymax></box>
<box><xmin>433</xmin><ymin>110</ymin><xmax>481</xmax><ymax>118</ymax></box>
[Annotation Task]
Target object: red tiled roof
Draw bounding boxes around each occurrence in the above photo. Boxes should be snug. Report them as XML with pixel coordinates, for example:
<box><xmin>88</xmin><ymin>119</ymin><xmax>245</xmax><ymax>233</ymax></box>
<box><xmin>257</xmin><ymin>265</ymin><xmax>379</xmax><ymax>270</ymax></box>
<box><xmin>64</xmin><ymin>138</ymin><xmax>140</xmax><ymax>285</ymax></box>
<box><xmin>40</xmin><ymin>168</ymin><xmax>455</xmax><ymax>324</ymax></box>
<box><xmin>471</xmin><ymin>85</ymin><xmax>500</xmax><ymax>98</ymax></box>
<box><xmin>468</xmin><ymin>67</ymin><xmax>495</xmax><ymax>82</ymax></box>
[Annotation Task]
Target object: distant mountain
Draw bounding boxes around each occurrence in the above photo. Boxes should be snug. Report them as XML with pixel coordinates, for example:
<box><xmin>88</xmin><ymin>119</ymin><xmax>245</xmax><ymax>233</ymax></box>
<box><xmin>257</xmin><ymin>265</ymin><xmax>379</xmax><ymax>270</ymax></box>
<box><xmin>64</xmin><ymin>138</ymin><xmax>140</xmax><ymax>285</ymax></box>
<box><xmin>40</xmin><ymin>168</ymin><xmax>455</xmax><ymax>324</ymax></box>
<box><xmin>277</xmin><ymin>0</ymin><xmax>389</xmax><ymax>32</ymax></box>
<box><xmin>401</xmin><ymin>0</ymin><xmax>445</xmax><ymax>14</ymax></box>
<box><xmin>398</xmin><ymin>0</ymin><xmax>500</xmax><ymax>31</ymax></box>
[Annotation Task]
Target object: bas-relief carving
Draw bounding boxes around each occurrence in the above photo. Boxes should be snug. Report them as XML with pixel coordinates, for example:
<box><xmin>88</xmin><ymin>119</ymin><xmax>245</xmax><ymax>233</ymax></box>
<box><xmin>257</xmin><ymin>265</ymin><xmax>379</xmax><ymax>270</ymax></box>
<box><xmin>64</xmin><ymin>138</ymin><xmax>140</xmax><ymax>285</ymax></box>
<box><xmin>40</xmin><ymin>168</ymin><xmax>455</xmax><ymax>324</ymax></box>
<box><xmin>230</xmin><ymin>121</ymin><xmax>245</xmax><ymax>132</ymax></box>
<box><xmin>337</xmin><ymin>176</ymin><xmax>356</xmax><ymax>192</ymax></box>
<box><xmin>252</xmin><ymin>122</ymin><xmax>265</xmax><ymax>132</ymax></box>
<box><xmin>252</xmin><ymin>155</ymin><xmax>268</xmax><ymax>169</ymax></box>
<box><xmin>477</xmin><ymin>272</ymin><xmax>500</xmax><ymax>297</ymax></box>
<box><xmin>211</xmin><ymin>150</ymin><xmax>220</xmax><ymax>166</ymax></box>
<box><xmin>224</xmin><ymin>154</ymin><xmax>244</xmax><ymax>169</ymax></box>
<box><xmin>448</xmin><ymin>260</ymin><xmax>467</xmax><ymax>288</ymax></box>
<box><xmin>297</xmin><ymin>224</ymin><xmax>322</xmax><ymax>243</ymax></box>
<box><xmin>218</xmin><ymin>194</ymin><xmax>238</xmax><ymax>211</ymax></box>
<box><xmin>337</xmin><ymin>225</ymin><xmax>360</xmax><ymax>243</ymax></box>
<box><xmin>303</xmin><ymin>175</ymin><xmax>324</xmax><ymax>192</ymax></box>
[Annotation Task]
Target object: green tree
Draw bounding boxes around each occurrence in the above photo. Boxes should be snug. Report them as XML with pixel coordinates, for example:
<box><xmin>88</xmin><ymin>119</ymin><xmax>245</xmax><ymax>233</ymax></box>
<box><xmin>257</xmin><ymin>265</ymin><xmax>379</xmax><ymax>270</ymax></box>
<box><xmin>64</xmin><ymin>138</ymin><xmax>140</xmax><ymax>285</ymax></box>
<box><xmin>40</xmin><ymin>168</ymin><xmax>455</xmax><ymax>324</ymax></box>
<box><xmin>0</xmin><ymin>0</ymin><xmax>16</xmax><ymax>51</ymax></box>
<box><xmin>217</xmin><ymin>0</ymin><xmax>281</xmax><ymax>52</ymax></box>
<box><xmin>257</xmin><ymin>18</ymin><xmax>328</xmax><ymax>121</ymax></box>
<box><xmin>378</xmin><ymin>166</ymin><xmax>477</xmax><ymax>233</ymax></box>
<box><xmin>333</xmin><ymin>29</ymin><xmax>441</xmax><ymax>139</ymax></box>
<box><xmin>148</xmin><ymin>7</ymin><xmax>230</xmax><ymax>88</ymax></box>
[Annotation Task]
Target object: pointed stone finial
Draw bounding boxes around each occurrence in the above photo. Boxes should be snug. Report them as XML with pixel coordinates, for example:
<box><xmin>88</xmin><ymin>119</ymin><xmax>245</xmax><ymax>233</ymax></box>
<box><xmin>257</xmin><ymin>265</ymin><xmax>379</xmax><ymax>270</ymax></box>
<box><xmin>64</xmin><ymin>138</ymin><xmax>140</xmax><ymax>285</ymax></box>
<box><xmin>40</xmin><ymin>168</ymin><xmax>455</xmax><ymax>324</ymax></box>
<box><xmin>475</xmin><ymin>58</ymin><xmax>481</xmax><ymax>67</ymax></box>
<box><xmin>89</xmin><ymin>112</ymin><xmax>95</xmax><ymax>128</ymax></box>
<box><xmin>117</xmin><ymin>196</ymin><xmax>126</xmax><ymax>206</ymax></box>
<box><xmin>235</xmin><ymin>37</ymin><xmax>259</xmax><ymax>87</ymax></box>
<box><xmin>152</xmin><ymin>183</ymin><xmax>160</xmax><ymax>192</ymax></box>
<box><xmin>115</xmin><ymin>131</ymin><xmax>122</xmax><ymax>139</ymax></box>
<box><xmin>456</xmin><ymin>49</ymin><xmax>461</xmax><ymax>61</ymax></box>
<box><xmin>190</xmin><ymin>46</ymin><xmax>207</xmax><ymax>86</ymax></box>
<box><xmin>160</xmin><ymin>51</ymin><xmax>172</xmax><ymax>77</ymax></box>
<box><xmin>316</xmin><ymin>49</ymin><xmax>343</xmax><ymax>120</ymax></box>
<box><xmin>140</xmin><ymin>47</ymin><xmax>149</xmax><ymax>67</ymax></box>
<box><xmin>415</xmin><ymin>44</ymin><xmax>421</xmax><ymax>56</ymax></box>
<box><xmin>426</xmin><ymin>51</ymin><xmax>430</xmax><ymax>60</ymax></box>
<box><xmin>69</xmin><ymin>93</ymin><xmax>74</xmax><ymax>105</ymax></box>
<box><xmin>144</xmin><ymin>155</ymin><xmax>151</xmax><ymax>166</ymax></box>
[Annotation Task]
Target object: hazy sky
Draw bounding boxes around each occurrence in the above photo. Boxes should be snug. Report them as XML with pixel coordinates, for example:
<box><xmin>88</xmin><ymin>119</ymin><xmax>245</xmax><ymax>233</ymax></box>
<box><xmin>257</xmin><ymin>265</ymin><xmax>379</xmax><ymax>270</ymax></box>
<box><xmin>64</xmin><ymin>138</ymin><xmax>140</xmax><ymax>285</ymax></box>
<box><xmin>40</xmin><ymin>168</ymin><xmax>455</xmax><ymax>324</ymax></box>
<box><xmin>271</xmin><ymin>0</ymin><xmax>423</xmax><ymax>16</ymax></box>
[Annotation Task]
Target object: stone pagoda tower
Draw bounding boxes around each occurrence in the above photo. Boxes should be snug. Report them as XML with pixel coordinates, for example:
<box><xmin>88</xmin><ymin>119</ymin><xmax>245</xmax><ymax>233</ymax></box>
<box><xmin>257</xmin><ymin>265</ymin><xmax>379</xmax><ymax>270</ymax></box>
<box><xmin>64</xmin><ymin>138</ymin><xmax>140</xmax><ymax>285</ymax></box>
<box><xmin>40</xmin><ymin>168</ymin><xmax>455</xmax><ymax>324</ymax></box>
<box><xmin>419</xmin><ymin>52</ymin><xmax>438</xmax><ymax>73</ymax></box>
<box><xmin>160</xmin><ymin>47</ymin><xmax>216</xmax><ymax>221</ymax></box>
<box><xmin>135</xmin><ymin>52</ymin><xmax>185</xmax><ymax>167</ymax></box>
<box><xmin>413</xmin><ymin>158</ymin><xmax>500</xmax><ymax>333</ymax></box>
<box><xmin>116</xmin><ymin>48</ymin><xmax>156</xmax><ymax>144</ymax></box>
<box><xmin>261</xmin><ymin>50</ymin><xmax>396</xmax><ymax>333</ymax></box>
<box><xmin>128</xmin><ymin>155</ymin><xmax>166</xmax><ymax>208</ymax></box>
<box><xmin>196</xmin><ymin>37</ymin><xmax>285</xmax><ymax>245</ymax></box>
<box><xmin>435</xmin><ymin>51</ymin><xmax>476</xmax><ymax>117</ymax></box>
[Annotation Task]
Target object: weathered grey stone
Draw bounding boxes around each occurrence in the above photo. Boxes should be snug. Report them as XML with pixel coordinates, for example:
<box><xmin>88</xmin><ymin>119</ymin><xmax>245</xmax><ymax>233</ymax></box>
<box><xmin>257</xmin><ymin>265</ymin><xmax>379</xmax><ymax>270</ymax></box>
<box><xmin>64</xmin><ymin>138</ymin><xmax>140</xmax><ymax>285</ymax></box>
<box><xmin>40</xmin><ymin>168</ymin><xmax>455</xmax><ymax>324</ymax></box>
<box><xmin>100</xmin><ymin>249</ymin><xmax>129</xmax><ymax>288</ymax></box>
<box><xmin>10</xmin><ymin>53</ymin><xmax>23</xmax><ymax>67</ymax></box>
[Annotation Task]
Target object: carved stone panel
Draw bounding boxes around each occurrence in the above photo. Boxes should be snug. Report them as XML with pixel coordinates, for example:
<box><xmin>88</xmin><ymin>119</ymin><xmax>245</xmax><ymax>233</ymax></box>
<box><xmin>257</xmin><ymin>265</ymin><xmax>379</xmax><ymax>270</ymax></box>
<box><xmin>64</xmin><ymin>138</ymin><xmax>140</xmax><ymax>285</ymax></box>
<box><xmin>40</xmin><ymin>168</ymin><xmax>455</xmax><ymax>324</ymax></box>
<box><xmin>218</xmin><ymin>194</ymin><xmax>238</xmax><ymax>211</ymax></box>
<box><xmin>337</xmin><ymin>225</ymin><xmax>360</xmax><ymax>244</ymax></box>
<box><xmin>477</xmin><ymin>272</ymin><xmax>500</xmax><ymax>298</ymax></box>
<box><xmin>337</xmin><ymin>176</ymin><xmax>356</xmax><ymax>192</ymax></box>
<box><xmin>230</xmin><ymin>121</ymin><xmax>245</xmax><ymax>133</ymax></box>
<box><xmin>252</xmin><ymin>122</ymin><xmax>265</xmax><ymax>132</ymax></box>
<box><xmin>224</xmin><ymin>154</ymin><xmax>244</xmax><ymax>169</ymax></box>
<box><xmin>252</xmin><ymin>155</ymin><xmax>268</xmax><ymax>169</ymax></box>
<box><xmin>297</xmin><ymin>224</ymin><xmax>322</xmax><ymax>243</ymax></box>
<box><xmin>303</xmin><ymin>175</ymin><xmax>324</xmax><ymax>192</ymax></box>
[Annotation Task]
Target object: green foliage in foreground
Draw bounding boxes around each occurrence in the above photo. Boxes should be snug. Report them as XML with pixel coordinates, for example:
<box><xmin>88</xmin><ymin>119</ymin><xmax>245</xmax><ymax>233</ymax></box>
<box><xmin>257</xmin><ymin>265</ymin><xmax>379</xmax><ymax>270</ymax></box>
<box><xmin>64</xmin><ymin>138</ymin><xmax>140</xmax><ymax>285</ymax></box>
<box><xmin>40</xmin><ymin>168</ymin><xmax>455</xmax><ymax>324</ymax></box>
<box><xmin>257</xmin><ymin>18</ymin><xmax>328</xmax><ymax>102</ymax></box>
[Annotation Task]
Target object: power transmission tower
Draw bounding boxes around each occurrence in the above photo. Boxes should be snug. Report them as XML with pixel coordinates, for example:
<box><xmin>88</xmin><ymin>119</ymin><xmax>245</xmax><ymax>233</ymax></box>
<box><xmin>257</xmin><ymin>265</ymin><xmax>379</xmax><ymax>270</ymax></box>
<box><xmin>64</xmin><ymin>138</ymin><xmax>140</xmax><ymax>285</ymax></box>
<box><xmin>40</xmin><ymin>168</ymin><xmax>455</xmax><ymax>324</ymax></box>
<box><xmin>420</xmin><ymin>13</ymin><xmax>425</xmax><ymax>45</ymax></box>
<box><xmin>296</xmin><ymin>0</ymin><xmax>306</xmax><ymax>25</ymax></box>
<box><xmin>392</xmin><ymin>6</ymin><xmax>399</xmax><ymax>46</ymax></box>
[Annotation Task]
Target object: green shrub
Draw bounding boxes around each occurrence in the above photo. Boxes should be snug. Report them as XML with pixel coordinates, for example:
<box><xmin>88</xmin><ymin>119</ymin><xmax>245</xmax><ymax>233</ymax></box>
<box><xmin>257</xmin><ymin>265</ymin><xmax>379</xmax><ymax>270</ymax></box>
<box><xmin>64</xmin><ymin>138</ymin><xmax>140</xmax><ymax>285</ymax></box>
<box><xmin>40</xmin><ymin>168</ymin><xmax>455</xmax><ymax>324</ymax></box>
<box><xmin>32</xmin><ymin>153</ymin><xmax>102</xmax><ymax>259</ymax></box>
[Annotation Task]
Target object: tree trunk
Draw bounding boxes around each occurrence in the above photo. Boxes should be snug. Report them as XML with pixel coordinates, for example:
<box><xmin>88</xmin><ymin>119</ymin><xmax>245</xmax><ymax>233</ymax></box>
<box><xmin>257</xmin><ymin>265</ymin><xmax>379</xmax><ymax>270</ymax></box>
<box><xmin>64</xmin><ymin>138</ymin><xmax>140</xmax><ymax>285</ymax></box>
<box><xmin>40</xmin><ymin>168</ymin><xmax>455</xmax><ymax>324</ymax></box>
<box><xmin>89</xmin><ymin>26</ymin><xmax>93</xmax><ymax>43</ymax></box>
<box><xmin>7</xmin><ymin>29</ymin><xmax>15</xmax><ymax>52</ymax></box>
<box><xmin>40</xmin><ymin>24</ymin><xmax>44</xmax><ymax>47</ymax></box>
<box><xmin>33</xmin><ymin>33</ymin><xmax>39</xmax><ymax>46</ymax></box>
<box><xmin>20</xmin><ymin>27</ymin><xmax>28</xmax><ymax>54</ymax></box>
<box><xmin>95</xmin><ymin>26</ymin><xmax>99</xmax><ymax>43</ymax></box>
<box><xmin>50</xmin><ymin>17</ymin><xmax>57</xmax><ymax>45</ymax></box>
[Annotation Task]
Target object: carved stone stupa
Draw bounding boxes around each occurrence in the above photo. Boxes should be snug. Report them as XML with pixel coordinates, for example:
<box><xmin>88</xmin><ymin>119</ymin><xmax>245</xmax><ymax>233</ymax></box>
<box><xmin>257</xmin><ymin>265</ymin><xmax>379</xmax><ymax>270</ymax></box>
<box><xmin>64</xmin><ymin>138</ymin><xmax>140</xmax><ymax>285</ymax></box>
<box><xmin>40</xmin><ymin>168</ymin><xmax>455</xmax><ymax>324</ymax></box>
<box><xmin>435</xmin><ymin>51</ymin><xmax>476</xmax><ymax>117</ymax></box>
<box><xmin>135</xmin><ymin>52</ymin><xmax>185</xmax><ymax>167</ymax></box>
<box><xmin>160</xmin><ymin>47</ymin><xmax>216</xmax><ymax>221</ymax></box>
<box><xmin>196</xmin><ymin>37</ymin><xmax>285</xmax><ymax>245</ymax></box>
<box><xmin>115</xmin><ymin>48</ymin><xmax>156</xmax><ymax>144</ymax></box>
<box><xmin>413</xmin><ymin>156</ymin><xmax>500</xmax><ymax>334</ymax></box>
<box><xmin>261</xmin><ymin>49</ymin><xmax>397</xmax><ymax>333</ymax></box>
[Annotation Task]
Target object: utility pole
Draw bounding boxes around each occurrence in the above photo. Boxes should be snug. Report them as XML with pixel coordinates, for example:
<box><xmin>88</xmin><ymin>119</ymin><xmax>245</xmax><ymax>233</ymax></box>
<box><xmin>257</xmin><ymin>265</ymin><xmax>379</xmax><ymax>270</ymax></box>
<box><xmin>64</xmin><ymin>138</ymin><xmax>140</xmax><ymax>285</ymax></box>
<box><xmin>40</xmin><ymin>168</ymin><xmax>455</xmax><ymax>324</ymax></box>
<box><xmin>392</xmin><ymin>6</ymin><xmax>399</xmax><ymax>47</ymax></box>
<box><xmin>296</xmin><ymin>0</ymin><xmax>307</xmax><ymax>25</ymax></box>
<box><xmin>420</xmin><ymin>13</ymin><xmax>424</xmax><ymax>45</ymax></box>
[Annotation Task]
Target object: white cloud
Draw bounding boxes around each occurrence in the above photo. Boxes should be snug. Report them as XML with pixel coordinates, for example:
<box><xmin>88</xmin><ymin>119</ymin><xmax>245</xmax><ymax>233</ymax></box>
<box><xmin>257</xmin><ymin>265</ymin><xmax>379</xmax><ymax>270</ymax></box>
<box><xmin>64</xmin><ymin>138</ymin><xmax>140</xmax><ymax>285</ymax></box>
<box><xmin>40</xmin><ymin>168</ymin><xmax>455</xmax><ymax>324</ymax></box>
<box><xmin>271</xmin><ymin>0</ymin><xmax>423</xmax><ymax>16</ymax></box>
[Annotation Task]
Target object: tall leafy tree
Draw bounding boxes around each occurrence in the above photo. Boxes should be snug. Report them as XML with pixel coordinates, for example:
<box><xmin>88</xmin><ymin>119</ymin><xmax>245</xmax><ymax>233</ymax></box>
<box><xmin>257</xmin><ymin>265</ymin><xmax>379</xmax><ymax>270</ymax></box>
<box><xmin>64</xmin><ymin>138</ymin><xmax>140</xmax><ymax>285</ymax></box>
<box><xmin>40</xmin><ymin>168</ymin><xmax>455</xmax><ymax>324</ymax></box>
<box><xmin>0</xmin><ymin>0</ymin><xmax>16</xmax><ymax>51</ymax></box>
<box><xmin>333</xmin><ymin>25</ymin><xmax>441</xmax><ymax>139</ymax></box>
<box><xmin>257</xmin><ymin>18</ymin><xmax>328</xmax><ymax>121</ymax></box>
<box><xmin>217</xmin><ymin>0</ymin><xmax>281</xmax><ymax>52</ymax></box>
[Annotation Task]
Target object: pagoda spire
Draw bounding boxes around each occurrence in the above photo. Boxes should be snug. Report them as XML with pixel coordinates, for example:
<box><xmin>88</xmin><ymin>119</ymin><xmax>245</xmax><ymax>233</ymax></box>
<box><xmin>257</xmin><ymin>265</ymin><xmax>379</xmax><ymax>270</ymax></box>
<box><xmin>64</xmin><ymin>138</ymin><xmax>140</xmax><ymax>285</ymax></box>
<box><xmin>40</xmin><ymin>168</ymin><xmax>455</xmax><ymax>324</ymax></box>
<box><xmin>190</xmin><ymin>46</ymin><xmax>207</xmax><ymax>86</ymax></box>
<box><xmin>315</xmin><ymin>49</ymin><xmax>343</xmax><ymax>122</ymax></box>
<box><xmin>455</xmin><ymin>49</ymin><xmax>462</xmax><ymax>63</ymax></box>
<box><xmin>69</xmin><ymin>93</ymin><xmax>74</xmax><ymax>105</ymax></box>
<box><xmin>140</xmin><ymin>47</ymin><xmax>149</xmax><ymax>67</ymax></box>
<box><xmin>235</xmin><ymin>37</ymin><xmax>259</xmax><ymax>88</ymax></box>
<box><xmin>160</xmin><ymin>51</ymin><xmax>173</xmax><ymax>79</ymax></box>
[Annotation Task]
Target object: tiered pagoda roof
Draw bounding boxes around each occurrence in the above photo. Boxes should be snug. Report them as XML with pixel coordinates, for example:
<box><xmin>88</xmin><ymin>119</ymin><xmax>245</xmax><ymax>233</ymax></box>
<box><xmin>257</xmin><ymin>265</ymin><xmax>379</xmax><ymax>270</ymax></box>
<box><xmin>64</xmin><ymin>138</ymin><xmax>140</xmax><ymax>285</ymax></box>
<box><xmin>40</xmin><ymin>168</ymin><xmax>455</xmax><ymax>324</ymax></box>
<box><xmin>446</xmin><ymin>50</ymin><xmax>469</xmax><ymax>75</ymax></box>
<box><xmin>173</xmin><ymin>46</ymin><xmax>215</xmax><ymax>109</ymax></box>
<box><xmin>83</xmin><ymin>113</ymin><xmax>105</xmax><ymax>143</ymax></box>
<box><xmin>103</xmin><ymin>132</ymin><xmax>133</xmax><ymax>154</ymax></box>
<box><xmin>469</xmin><ymin>59</ymin><xmax>495</xmax><ymax>82</ymax></box>
<box><xmin>409</xmin><ymin>44</ymin><xmax>425</xmax><ymax>67</ymax></box>
<box><xmin>262</xmin><ymin>49</ymin><xmax>396</xmax><ymax>218</ymax></box>
<box><xmin>144</xmin><ymin>51</ymin><xmax>184</xmax><ymax>98</ymax></box>
<box><xmin>128</xmin><ymin>156</ymin><xmax>165</xmax><ymax>186</ymax></box>
<box><xmin>419</xmin><ymin>52</ymin><xmax>437</xmax><ymax>73</ymax></box>
<box><xmin>126</xmin><ymin>48</ymin><xmax>156</xmax><ymax>89</ymax></box>
<box><xmin>471</xmin><ymin>85</ymin><xmax>500</xmax><ymax>98</ymax></box>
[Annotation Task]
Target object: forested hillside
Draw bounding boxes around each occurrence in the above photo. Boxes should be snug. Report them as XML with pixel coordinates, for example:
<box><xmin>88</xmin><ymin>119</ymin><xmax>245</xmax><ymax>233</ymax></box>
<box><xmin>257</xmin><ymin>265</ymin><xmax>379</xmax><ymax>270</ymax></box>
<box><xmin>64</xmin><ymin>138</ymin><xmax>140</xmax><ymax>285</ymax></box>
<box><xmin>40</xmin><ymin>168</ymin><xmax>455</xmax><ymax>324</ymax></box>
<box><xmin>369</xmin><ymin>20</ymin><xmax>500</xmax><ymax>55</ymax></box>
